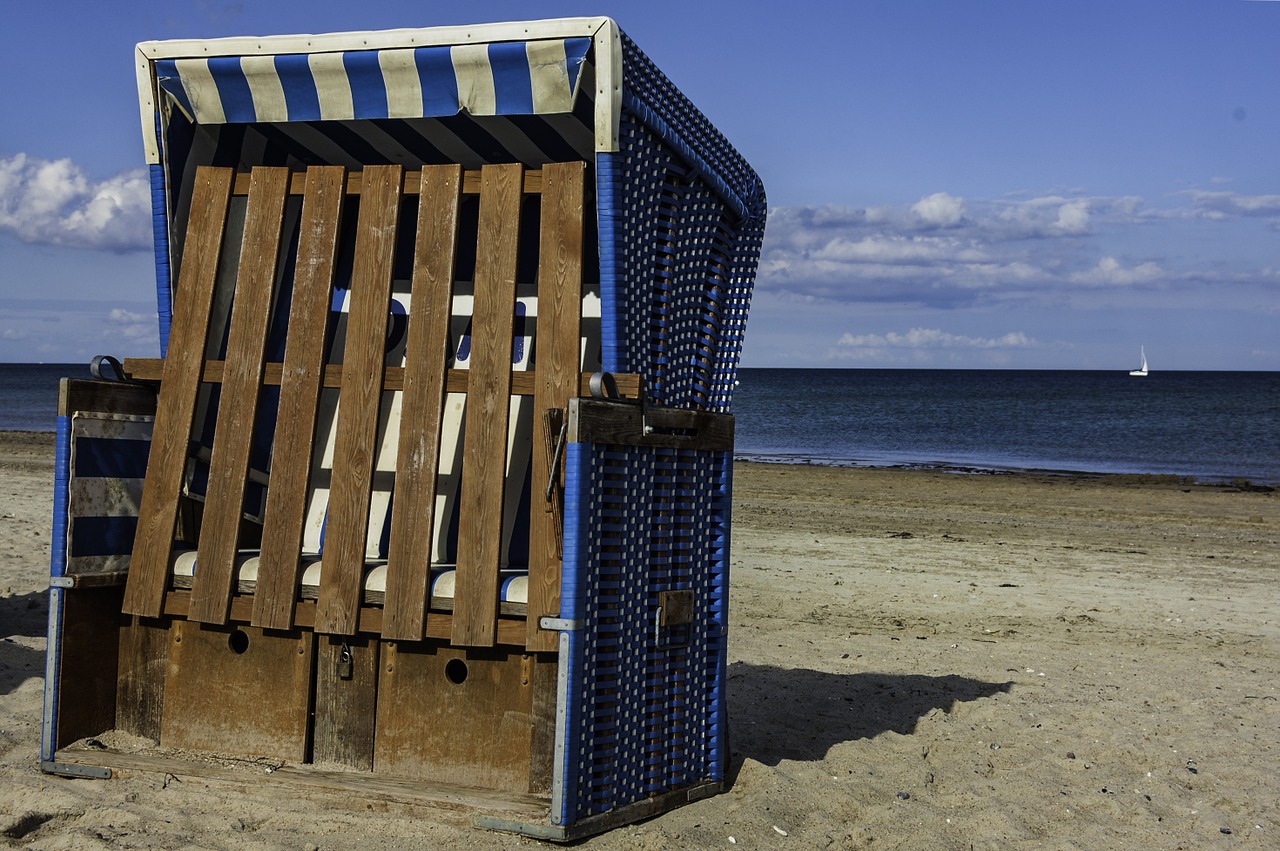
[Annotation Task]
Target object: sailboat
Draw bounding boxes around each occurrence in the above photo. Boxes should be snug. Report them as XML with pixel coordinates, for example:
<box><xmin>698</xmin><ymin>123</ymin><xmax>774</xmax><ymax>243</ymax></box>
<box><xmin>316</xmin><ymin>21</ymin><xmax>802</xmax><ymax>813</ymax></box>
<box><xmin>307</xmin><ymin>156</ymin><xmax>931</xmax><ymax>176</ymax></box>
<box><xmin>1129</xmin><ymin>346</ymin><xmax>1148</xmax><ymax>377</ymax></box>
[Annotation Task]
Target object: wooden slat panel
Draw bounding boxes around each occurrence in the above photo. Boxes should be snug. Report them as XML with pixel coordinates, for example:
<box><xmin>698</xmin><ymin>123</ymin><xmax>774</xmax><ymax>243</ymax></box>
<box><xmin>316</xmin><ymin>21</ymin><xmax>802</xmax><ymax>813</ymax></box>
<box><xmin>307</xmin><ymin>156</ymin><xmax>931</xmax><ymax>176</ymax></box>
<box><xmin>452</xmin><ymin>163</ymin><xmax>523</xmax><ymax>647</ymax></box>
<box><xmin>253</xmin><ymin>166</ymin><xmax>346</xmax><ymax>630</ymax></box>
<box><xmin>122</xmin><ymin>167</ymin><xmax>234</xmax><ymax>617</ymax></box>
<box><xmin>570</xmin><ymin>399</ymin><xmax>736</xmax><ymax>451</ymax></box>
<box><xmin>162</xmin><ymin>591</ymin><xmax>530</xmax><ymax>646</ymax></box>
<box><xmin>51</xmin><ymin>748</ymin><xmax>550</xmax><ymax>816</ymax></box>
<box><xmin>313</xmin><ymin>635</ymin><xmax>379</xmax><ymax>770</ymax></box>
<box><xmin>382</xmin><ymin>164</ymin><xmax>461</xmax><ymax>641</ymax></box>
<box><xmin>315</xmin><ymin>164</ymin><xmax>403</xmax><ymax>636</ymax></box>
<box><xmin>59</xmin><ymin>379</ymin><xmax>157</xmax><ymax>419</ymax></box>
<box><xmin>232</xmin><ymin>168</ymin><xmax>544</xmax><ymax>198</ymax></box>
<box><xmin>54</xmin><ymin>588</ymin><xmax>123</xmax><ymax>751</ymax></box>
<box><xmin>160</xmin><ymin>621</ymin><xmax>313</xmax><ymax>761</ymax></box>
<box><xmin>526</xmin><ymin>161</ymin><xmax>586</xmax><ymax>650</ymax></box>
<box><xmin>116</xmin><ymin>615</ymin><xmax>169</xmax><ymax>742</ymax></box>
<box><xmin>190</xmin><ymin>167</ymin><xmax>289</xmax><ymax>625</ymax></box>
<box><xmin>124</xmin><ymin>358</ymin><xmax>642</xmax><ymax>399</ymax></box>
<box><xmin>373</xmin><ymin>643</ymin><xmax>551</xmax><ymax>792</ymax></box>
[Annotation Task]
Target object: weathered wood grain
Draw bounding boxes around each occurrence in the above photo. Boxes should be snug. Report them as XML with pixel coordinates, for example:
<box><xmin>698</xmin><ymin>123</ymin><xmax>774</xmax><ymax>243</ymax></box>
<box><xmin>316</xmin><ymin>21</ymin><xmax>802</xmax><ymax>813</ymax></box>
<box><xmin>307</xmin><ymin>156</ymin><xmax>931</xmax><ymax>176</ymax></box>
<box><xmin>190</xmin><ymin>167</ymin><xmax>289</xmax><ymax>625</ymax></box>
<box><xmin>526</xmin><ymin>161</ymin><xmax>586</xmax><ymax>650</ymax></box>
<box><xmin>570</xmin><ymin>399</ymin><xmax>735</xmax><ymax>451</ymax></box>
<box><xmin>252</xmin><ymin>166</ymin><xmax>346</xmax><ymax>630</ymax></box>
<box><xmin>382</xmin><ymin>164</ymin><xmax>461</xmax><ymax>641</ymax></box>
<box><xmin>160</xmin><ymin>621</ymin><xmax>313</xmax><ymax>760</ymax></box>
<box><xmin>452</xmin><ymin>164</ymin><xmax>523</xmax><ymax>647</ymax></box>
<box><xmin>373</xmin><ymin>643</ymin><xmax>553</xmax><ymax>792</ymax></box>
<box><xmin>115</xmin><ymin>615</ymin><xmax>169</xmax><ymax>741</ymax></box>
<box><xmin>313</xmin><ymin>634</ymin><xmax>379</xmax><ymax>770</ymax></box>
<box><xmin>315</xmin><ymin>165</ymin><xmax>403</xmax><ymax>635</ymax></box>
<box><xmin>122</xmin><ymin>166</ymin><xmax>233</xmax><ymax>618</ymax></box>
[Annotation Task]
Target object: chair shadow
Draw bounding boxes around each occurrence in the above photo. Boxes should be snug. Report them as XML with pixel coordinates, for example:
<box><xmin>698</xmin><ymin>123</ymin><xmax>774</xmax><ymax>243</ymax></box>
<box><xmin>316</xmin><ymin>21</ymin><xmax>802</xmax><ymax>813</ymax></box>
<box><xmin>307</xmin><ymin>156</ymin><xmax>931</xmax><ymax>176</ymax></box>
<box><xmin>0</xmin><ymin>590</ymin><xmax>48</xmax><ymax>696</ymax></box>
<box><xmin>726</xmin><ymin>661</ymin><xmax>1012</xmax><ymax>772</ymax></box>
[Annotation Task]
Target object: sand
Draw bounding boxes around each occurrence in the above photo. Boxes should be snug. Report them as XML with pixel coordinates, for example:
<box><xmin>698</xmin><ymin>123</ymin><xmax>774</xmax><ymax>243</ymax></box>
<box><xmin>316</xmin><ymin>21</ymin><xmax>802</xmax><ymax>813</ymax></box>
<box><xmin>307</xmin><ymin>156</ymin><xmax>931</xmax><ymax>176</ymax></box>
<box><xmin>2</xmin><ymin>430</ymin><xmax>1277</xmax><ymax>849</ymax></box>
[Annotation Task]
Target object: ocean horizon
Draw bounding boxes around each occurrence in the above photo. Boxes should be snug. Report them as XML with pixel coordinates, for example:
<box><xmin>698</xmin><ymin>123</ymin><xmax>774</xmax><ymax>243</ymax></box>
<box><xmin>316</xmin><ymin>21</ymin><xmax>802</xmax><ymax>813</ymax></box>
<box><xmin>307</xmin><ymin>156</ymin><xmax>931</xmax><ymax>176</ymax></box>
<box><xmin>4</xmin><ymin>362</ymin><xmax>1278</xmax><ymax>485</ymax></box>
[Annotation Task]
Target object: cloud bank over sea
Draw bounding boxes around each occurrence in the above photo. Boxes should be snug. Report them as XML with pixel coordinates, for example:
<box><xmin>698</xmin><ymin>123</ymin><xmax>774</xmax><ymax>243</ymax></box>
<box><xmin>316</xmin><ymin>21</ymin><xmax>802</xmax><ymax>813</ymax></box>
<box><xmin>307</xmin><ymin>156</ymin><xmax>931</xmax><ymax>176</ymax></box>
<box><xmin>759</xmin><ymin>190</ymin><xmax>1280</xmax><ymax>312</ymax></box>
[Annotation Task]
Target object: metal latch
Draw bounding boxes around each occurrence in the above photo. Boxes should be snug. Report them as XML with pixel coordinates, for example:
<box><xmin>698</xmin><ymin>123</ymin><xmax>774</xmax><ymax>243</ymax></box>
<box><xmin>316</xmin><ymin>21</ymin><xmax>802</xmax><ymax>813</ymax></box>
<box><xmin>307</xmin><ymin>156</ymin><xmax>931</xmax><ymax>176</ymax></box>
<box><xmin>655</xmin><ymin>589</ymin><xmax>695</xmax><ymax>650</ymax></box>
<box><xmin>336</xmin><ymin>642</ymin><xmax>354</xmax><ymax>680</ymax></box>
<box><xmin>545</xmin><ymin>414</ymin><xmax>568</xmax><ymax>502</ymax></box>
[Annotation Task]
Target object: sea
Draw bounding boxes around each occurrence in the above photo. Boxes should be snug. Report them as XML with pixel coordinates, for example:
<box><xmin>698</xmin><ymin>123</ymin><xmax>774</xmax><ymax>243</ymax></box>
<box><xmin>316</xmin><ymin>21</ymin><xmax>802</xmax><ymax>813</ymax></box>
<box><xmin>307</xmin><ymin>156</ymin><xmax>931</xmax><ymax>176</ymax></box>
<box><xmin>3</xmin><ymin>363</ymin><xmax>1279</xmax><ymax>485</ymax></box>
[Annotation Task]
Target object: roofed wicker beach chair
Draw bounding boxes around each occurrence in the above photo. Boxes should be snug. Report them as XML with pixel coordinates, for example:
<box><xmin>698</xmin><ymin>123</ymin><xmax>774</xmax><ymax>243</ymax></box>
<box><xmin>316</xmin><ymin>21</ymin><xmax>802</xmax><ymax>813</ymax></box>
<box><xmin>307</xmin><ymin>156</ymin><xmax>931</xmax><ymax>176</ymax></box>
<box><xmin>43</xmin><ymin>17</ymin><xmax>765</xmax><ymax>840</ymax></box>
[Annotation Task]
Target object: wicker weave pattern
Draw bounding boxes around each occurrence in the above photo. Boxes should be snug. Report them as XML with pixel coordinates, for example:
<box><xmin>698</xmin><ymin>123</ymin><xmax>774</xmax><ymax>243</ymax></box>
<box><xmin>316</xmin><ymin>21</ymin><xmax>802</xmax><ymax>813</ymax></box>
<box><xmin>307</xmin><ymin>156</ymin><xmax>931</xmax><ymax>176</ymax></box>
<box><xmin>603</xmin><ymin>30</ymin><xmax>767</xmax><ymax>411</ymax></box>
<box><xmin>560</xmin><ymin>441</ymin><xmax>731</xmax><ymax>823</ymax></box>
<box><xmin>619</xmin><ymin>31</ymin><xmax>765</xmax><ymax>224</ymax></box>
<box><xmin>602</xmin><ymin>114</ymin><xmax>759</xmax><ymax>412</ymax></box>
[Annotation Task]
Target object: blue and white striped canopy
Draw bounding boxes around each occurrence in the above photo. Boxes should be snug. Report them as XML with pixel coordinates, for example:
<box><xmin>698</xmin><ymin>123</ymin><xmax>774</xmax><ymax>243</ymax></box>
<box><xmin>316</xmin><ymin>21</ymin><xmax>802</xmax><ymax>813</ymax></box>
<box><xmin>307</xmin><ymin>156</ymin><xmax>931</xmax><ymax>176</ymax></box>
<box><xmin>154</xmin><ymin>38</ymin><xmax>592</xmax><ymax>126</ymax></box>
<box><xmin>135</xmin><ymin>17</ymin><xmax>623</xmax><ymax>169</ymax></box>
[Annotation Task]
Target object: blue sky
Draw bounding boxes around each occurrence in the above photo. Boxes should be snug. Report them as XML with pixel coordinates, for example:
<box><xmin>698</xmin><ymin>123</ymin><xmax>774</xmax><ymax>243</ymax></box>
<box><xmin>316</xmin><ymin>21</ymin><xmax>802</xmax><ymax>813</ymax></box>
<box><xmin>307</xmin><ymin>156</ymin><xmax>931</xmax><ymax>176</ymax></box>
<box><xmin>2</xmin><ymin>0</ymin><xmax>1277</xmax><ymax>369</ymax></box>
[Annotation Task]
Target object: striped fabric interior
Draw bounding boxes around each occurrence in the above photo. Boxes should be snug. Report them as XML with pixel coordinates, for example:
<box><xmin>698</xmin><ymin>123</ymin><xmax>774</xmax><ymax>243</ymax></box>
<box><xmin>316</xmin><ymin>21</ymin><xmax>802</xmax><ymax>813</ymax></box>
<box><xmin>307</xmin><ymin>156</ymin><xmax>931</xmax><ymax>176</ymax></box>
<box><xmin>64</xmin><ymin>412</ymin><xmax>154</xmax><ymax>575</ymax></box>
<box><xmin>155</xmin><ymin>38</ymin><xmax>593</xmax><ymax>124</ymax></box>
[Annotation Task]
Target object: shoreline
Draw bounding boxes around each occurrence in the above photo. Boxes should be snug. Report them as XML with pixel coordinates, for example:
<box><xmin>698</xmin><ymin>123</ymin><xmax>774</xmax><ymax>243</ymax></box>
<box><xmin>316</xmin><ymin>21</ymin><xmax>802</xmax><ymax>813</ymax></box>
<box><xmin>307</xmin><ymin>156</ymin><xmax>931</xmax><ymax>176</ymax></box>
<box><xmin>5</xmin><ymin>429</ymin><xmax>1275</xmax><ymax>489</ymax></box>
<box><xmin>735</xmin><ymin>453</ymin><xmax>1280</xmax><ymax>489</ymax></box>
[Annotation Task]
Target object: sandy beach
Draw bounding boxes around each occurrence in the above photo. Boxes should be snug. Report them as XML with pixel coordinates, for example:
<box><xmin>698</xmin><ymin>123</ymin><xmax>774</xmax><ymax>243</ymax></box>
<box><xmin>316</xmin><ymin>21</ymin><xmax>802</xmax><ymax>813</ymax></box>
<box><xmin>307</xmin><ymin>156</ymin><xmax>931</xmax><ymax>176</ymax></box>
<box><xmin>2</xmin><ymin>430</ymin><xmax>1277</xmax><ymax>849</ymax></box>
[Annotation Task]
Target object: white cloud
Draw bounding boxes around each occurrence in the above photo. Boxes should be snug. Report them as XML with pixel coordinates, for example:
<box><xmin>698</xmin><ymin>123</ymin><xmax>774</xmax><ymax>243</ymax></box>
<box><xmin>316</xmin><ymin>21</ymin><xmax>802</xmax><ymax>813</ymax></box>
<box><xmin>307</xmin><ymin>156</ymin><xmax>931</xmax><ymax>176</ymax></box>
<box><xmin>0</xmin><ymin>154</ymin><xmax>151</xmax><ymax>251</ymax></box>
<box><xmin>755</xmin><ymin>188</ymin><xmax>1246</xmax><ymax>310</ymax></box>
<box><xmin>990</xmin><ymin>195</ymin><xmax>1105</xmax><ymax>237</ymax></box>
<box><xmin>1184</xmin><ymin>190</ymin><xmax>1280</xmax><ymax>219</ymax></box>
<box><xmin>812</xmin><ymin>235</ymin><xmax>975</xmax><ymax>265</ymax></box>
<box><xmin>107</xmin><ymin>307</ymin><xmax>157</xmax><ymax>341</ymax></box>
<box><xmin>2</xmin><ymin>328</ymin><xmax>30</xmax><ymax>341</ymax></box>
<box><xmin>1070</xmin><ymin>257</ymin><xmax>1164</xmax><ymax>287</ymax></box>
<box><xmin>836</xmin><ymin>327</ymin><xmax>1035</xmax><ymax>350</ymax></box>
<box><xmin>1054</xmin><ymin>199</ymin><xmax>1091</xmax><ymax>234</ymax></box>
<box><xmin>911</xmin><ymin>192</ymin><xmax>966</xmax><ymax>228</ymax></box>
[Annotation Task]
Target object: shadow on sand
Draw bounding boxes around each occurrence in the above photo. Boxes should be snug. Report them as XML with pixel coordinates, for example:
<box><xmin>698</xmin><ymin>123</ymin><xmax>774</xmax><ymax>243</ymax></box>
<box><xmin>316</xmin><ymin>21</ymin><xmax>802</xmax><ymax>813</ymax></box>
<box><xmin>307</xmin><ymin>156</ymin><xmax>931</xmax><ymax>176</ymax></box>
<box><xmin>726</xmin><ymin>661</ymin><xmax>1012</xmax><ymax>771</ymax></box>
<box><xmin>0</xmin><ymin>590</ymin><xmax>47</xmax><ymax>696</ymax></box>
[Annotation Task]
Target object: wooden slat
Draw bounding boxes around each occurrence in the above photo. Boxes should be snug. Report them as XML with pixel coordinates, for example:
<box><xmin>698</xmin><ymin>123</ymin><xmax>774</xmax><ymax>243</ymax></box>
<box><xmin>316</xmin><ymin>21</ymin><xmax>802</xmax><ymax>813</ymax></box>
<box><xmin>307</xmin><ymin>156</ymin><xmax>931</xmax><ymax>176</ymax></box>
<box><xmin>51</xmin><ymin>747</ymin><xmax>550</xmax><ymax>817</ymax></box>
<box><xmin>161</xmin><ymin>590</ymin><xmax>530</xmax><ymax>646</ymax></box>
<box><xmin>313</xmin><ymin>635</ymin><xmax>379</xmax><ymax>770</ymax></box>
<box><xmin>123</xmin><ymin>358</ymin><xmax>642</xmax><ymax>399</ymax></box>
<box><xmin>160</xmin><ymin>621</ymin><xmax>313</xmax><ymax>761</ymax></box>
<box><xmin>570</xmin><ymin>399</ymin><xmax>736</xmax><ymax>451</ymax></box>
<box><xmin>315</xmin><ymin>164</ymin><xmax>403</xmax><ymax>636</ymax></box>
<box><xmin>452</xmin><ymin>163</ymin><xmax>524</xmax><ymax>647</ymax></box>
<box><xmin>253</xmin><ymin>166</ymin><xmax>346</xmax><ymax>630</ymax></box>
<box><xmin>54</xmin><ymin>589</ymin><xmax>123</xmax><ymax>751</ymax></box>
<box><xmin>382</xmin><ymin>164</ymin><xmax>461</xmax><ymax>641</ymax></box>
<box><xmin>232</xmin><ymin>168</ymin><xmax>544</xmax><ymax>198</ymax></box>
<box><xmin>122</xmin><ymin>166</ymin><xmax>233</xmax><ymax>617</ymax></box>
<box><xmin>189</xmin><ymin>167</ymin><xmax>289</xmax><ymax>625</ymax></box>
<box><xmin>373</xmin><ymin>644</ymin><xmax>553</xmax><ymax>792</ymax></box>
<box><xmin>116</xmin><ymin>615</ymin><xmax>169</xmax><ymax>742</ymax></box>
<box><xmin>59</xmin><ymin>378</ymin><xmax>157</xmax><ymax>419</ymax></box>
<box><xmin>526</xmin><ymin>161</ymin><xmax>586</xmax><ymax>650</ymax></box>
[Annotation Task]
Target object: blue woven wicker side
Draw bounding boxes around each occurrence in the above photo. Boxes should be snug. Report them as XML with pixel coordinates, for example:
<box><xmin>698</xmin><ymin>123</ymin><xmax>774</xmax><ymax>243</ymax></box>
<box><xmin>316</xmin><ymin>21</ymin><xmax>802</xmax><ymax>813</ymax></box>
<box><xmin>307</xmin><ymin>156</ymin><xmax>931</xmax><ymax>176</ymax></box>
<box><xmin>707</xmin><ymin>451</ymin><xmax>733</xmax><ymax>776</ymax></box>
<box><xmin>605</xmin><ymin>112</ymin><xmax>746</xmax><ymax>411</ymax></box>
<box><xmin>607</xmin><ymin>30</ymin><xmax>767</xmax><ymax>414</ymax></box>
<box><xmin>149</xmin><ymin>162</ymin><xmax>173</xmax><ymax>356</ymax></box>
<box><xmin>558</xmin><ymin>440</ymin><xmax>731</xmax><ymax>826</ymax></box>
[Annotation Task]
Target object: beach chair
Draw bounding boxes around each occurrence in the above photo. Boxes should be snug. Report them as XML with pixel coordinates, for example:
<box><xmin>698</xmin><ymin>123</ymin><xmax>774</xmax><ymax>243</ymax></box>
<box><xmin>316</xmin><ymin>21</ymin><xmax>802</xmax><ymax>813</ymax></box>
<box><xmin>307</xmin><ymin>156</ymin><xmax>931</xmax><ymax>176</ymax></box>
<box><xmin>42</xmin><ymin>17</ymin><xmax>764</xmax><ymax>840</ymax></box>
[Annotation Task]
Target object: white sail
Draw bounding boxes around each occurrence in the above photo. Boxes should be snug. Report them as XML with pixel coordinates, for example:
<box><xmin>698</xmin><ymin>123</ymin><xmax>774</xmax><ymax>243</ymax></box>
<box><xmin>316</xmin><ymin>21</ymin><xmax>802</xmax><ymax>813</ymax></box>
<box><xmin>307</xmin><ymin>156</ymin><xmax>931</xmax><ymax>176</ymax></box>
<box><xmin>1129</xmin><ymin>346</ymin><xmax>1148</xmax><ymax>377</ymax></box>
